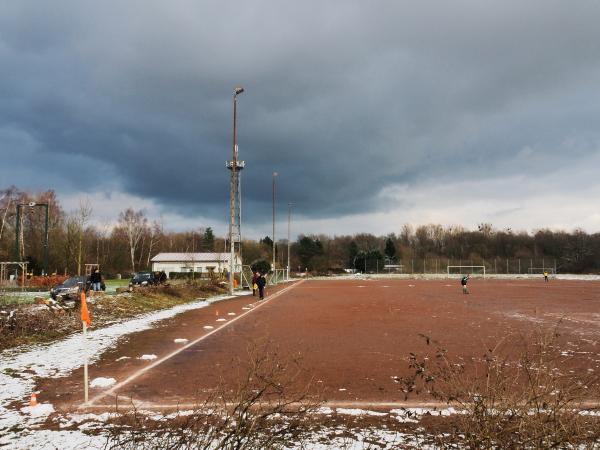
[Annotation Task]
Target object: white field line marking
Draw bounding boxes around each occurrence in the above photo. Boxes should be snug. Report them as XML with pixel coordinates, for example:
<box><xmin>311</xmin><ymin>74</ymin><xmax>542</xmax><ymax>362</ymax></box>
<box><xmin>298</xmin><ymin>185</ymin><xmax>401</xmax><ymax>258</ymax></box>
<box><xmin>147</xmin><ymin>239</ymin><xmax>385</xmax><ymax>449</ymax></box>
<box><xmin>83</xmin><ymin>398</ymin><xmax>600</xmax><ymax>411</ymax></box>
<box><xmin>85</xmin><ymin>280</ymin><xmax>304</xmax><ymax>407</ymax></box>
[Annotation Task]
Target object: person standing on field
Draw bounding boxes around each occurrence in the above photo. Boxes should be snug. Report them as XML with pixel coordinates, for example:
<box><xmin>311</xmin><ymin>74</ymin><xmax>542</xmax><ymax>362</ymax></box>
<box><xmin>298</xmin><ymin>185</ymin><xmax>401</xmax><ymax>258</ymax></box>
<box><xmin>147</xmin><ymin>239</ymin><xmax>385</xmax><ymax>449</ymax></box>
<box><xmin>256</xmin><ymin>273</ymin><xmax>267</xmax><ymax>300</ymax></box>
<box><xmin>461</xmin><ymin>274</ymin><xmax>470</xmax><ymax>294</ymax></box>
<box><xmin>544</xmin><ymin>271</ymin><xmax>549</xmax><ymax>282</ymax></box>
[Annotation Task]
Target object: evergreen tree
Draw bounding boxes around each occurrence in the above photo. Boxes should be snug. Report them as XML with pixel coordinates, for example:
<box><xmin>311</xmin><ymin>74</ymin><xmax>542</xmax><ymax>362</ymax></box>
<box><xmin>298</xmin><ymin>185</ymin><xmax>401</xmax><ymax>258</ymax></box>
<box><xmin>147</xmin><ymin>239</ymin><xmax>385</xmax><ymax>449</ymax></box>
<box><xmin>384</xmin><ymin>237</ymin><xmax>396</xmax><ymax>262</ymax></box>
<box><xmin>203</xmin><ymin>227</ymin><xmax>215</xmax><ymax>251</ymax></box>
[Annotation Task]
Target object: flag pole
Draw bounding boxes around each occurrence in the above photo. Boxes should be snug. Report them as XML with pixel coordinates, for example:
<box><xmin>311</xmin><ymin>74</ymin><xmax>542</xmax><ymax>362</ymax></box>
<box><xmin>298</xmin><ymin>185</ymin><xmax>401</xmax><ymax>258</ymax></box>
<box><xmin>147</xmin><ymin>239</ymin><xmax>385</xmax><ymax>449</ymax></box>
<box><xmin>83</xmin><ymin>320</ymin><xmax>88</xmax><ymax>404</ymax></box>
<box><xmin>80</xmin><ymin>287</ymin><xmax>91</xmax><ymax>405</ymax></box>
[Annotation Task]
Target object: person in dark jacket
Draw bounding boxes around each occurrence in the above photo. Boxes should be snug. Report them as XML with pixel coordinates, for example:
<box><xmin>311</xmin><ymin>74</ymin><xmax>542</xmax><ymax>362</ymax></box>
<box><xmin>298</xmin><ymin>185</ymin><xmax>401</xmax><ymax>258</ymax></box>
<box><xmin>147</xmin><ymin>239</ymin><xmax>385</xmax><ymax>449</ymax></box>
<box><xmin>256</xmin><ymin>273</ymin><xmax>267</xmax><ymax>300</ymax></box>
<box><xmin>90</xmin><ymin>269</ymin><xmax>102</xmax><ymax>292</ymax></box>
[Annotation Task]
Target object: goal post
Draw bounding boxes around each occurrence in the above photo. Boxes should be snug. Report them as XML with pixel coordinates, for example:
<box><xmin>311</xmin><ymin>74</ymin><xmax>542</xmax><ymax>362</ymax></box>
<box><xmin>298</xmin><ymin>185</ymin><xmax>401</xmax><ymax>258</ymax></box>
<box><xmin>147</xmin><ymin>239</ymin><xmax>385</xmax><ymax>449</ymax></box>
<box><xmin>447</xmin><ymin>265</ymin><xmax>486</xmax><ymax>278</ymax></box>
<box><xmin>527</xmin><ymin>267</ymin><xmax>556</xmax><ymax>277</ymax></box>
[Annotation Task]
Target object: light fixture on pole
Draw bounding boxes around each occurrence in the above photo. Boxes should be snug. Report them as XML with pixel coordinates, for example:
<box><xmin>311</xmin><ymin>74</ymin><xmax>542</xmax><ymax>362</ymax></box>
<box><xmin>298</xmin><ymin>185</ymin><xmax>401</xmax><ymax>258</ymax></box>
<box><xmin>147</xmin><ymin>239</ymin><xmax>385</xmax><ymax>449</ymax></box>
<box><xmin>272</xmin><ymin>171</ymin><xmax>278</xmax><ymax>272</ymax></box>
<box><xmin>226</xmin><ymin>86</ymin><xmax>244</xmax><ymax>295</ymax></box>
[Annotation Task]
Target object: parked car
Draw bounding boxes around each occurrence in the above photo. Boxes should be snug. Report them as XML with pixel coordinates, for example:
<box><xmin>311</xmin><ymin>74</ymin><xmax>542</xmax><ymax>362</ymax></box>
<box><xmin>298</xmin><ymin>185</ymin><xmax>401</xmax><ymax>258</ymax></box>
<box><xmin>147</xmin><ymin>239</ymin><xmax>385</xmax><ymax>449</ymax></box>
<box><xmin>50</xmin><ymin>276</ymin><xmax>89</xmax><ymax>301</ymax></box>
<box><xmin>129</xmin><ymin>272</ymin><xmax>157</xmax><ymax>288</ymax></box>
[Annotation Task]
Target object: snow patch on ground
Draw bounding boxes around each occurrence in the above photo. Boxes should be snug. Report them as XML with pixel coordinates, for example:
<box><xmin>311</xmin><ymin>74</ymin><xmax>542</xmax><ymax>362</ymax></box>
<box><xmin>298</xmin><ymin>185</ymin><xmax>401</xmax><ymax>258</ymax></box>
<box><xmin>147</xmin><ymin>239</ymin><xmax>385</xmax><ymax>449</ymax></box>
<box><xmin>138</xmin><ymin>354</ymin><xmax>157</xmax><ymax>361</ymax></box>
<box><xmin>90</xmin><ymin>377</ymin><xmax>116</xmax><ymax>388</ymax></box>
<box><xmin>390</xmin><ymin>407</ymin><xmax>462</xmax><ymax>419</ymax></box>
<box><xmin>115</xmin><ymin>356</ymin><xmax>130</xmax><ymax>361</ymax></box>
<box><xmin>336</xmin><ymin>408</ymin><xmax>387</xmax><ymax>417</ymax></box>
<box><xmin>174</xmin><ymin>338</ymin><xmax>189</xmax><ymax>343</ymax></box>
<box><xmin>20</xmin><ymin>403</ymin><xmax>55</xmax><ymax>418</ymax></box>
<box><xmin>0</xmin><ymin>429</ymin><xmax>105</xmax><ymax>449</ymax></box>
<box><xmin>216</xmin><ymin>318</ymin><xmax>227</xmax><ymax>322</ymax></box>
<box><xmin>203</xmin><ymin>325</ymin><xmax>214</xmax><ymax>330</ymax></box>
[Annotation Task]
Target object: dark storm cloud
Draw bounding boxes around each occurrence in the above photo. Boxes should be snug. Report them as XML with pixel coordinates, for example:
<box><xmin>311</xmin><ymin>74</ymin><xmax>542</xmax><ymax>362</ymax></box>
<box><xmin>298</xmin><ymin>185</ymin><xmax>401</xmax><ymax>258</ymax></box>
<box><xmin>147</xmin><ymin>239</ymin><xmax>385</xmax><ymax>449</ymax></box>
<box><xmin>2</xmin><ymin>0</ymin><xmax>600</xmax><ymax>226</ymax></box>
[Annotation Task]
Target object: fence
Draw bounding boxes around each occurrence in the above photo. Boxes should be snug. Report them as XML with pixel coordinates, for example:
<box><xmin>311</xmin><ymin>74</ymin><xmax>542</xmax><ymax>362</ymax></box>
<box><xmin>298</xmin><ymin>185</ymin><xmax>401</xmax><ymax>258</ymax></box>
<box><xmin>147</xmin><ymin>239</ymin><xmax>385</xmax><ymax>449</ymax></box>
<box><xmin>390</xmin><ymin>258</ymin><xmax>558</xmax><ymax>275</ymax></box>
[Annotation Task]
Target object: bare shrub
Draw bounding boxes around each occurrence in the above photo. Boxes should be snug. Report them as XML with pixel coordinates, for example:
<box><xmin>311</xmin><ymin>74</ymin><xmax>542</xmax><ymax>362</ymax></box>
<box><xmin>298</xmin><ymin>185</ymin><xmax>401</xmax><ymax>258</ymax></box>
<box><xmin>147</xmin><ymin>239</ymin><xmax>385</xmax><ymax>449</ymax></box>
<box><xmin>103</xmin><ymin>342</ymin><xmax>319</xmax><ymax>449</ymax></box>
<box><xmin>401</xmin><ymin>326</ymin><xmax>600</xmax><ymax>448</ymax></box>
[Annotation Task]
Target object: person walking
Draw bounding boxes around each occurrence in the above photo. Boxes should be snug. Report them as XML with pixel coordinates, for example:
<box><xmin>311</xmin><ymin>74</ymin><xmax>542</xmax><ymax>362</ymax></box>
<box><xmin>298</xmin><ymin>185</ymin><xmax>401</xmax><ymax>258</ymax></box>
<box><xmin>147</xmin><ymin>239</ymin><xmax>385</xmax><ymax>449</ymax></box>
<box><xmin>90</xmin><ymin>268</ymin><xmax>102</xmax><ymax>292</ymax></box>
<box><xmin>544</xmin><ymin>271</ymin><xmax>549</xmax><ymax>283</ymax></box>
<box><xmin>256</xmin><ymin>273</ymin><xmax>267</xmax><ymax>300</ymax></box>
<box><xmin>461</xmin><ymin>274</ymin><xmax>470</xmax><ymax>294</ymax></box>
<box><xmin>252</xmin><ymin>271</ymin><xmax>259</xmax><ymax>296</ymax></box>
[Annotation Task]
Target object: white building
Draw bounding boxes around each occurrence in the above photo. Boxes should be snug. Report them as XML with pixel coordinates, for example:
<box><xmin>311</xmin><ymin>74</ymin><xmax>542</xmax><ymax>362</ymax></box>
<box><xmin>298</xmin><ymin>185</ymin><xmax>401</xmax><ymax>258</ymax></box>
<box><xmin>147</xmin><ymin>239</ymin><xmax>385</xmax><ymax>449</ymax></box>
<box><xmin>150</xmin><ymin>253</ymin><xmax>242</xmax><ymax>277</ymax></box>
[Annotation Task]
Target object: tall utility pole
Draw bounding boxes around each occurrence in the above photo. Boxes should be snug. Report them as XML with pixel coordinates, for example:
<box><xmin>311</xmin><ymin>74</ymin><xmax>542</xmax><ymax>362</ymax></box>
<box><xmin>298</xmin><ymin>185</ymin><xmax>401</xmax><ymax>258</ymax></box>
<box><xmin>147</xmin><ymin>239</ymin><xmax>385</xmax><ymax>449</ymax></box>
<box><xmin>272</xmin><ymin>172</ymin><xmax>278</xmax><ymax>272</ymax></box>
<box><xmin>287</xmin><ymin>202</ymin><xmax>292</xmax><ymax>280</ymax></box>
<box><xmin>227</xmin><ymin>87</ymin><xmax>245</xmax><ymax>295</ymax></box>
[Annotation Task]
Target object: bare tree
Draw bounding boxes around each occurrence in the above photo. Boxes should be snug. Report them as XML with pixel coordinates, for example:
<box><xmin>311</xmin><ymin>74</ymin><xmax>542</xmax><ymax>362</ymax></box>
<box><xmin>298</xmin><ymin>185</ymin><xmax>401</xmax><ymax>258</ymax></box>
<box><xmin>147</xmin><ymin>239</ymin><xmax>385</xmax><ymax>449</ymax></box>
<box><xmin>146</xmin><ymin>220</ymin><xmax>163</xmax><ymax>268</ymax></box>
<box><xmin>75</xmin><ymin>199</ymin><xmax>92</xmax><ymax>275</ymax></box>
<box><xmin>118</xmin><ymin>208</ymin><xmax>148</xmax><ymax>274</ymax></box>
<box><xmin>0</xmin><ymin>187</ymin><xmax>18</xmax><ymax>245</ymax></box>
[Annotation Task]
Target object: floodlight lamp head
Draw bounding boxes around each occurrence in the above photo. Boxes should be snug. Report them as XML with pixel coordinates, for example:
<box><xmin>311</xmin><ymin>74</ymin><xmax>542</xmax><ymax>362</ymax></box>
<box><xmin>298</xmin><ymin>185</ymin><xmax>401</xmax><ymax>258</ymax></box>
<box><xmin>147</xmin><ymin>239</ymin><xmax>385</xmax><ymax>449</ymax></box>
<box><xmin>234</xmin><ymin>87</ymin><xmax>244</xmax><ymax>96</ymax></box>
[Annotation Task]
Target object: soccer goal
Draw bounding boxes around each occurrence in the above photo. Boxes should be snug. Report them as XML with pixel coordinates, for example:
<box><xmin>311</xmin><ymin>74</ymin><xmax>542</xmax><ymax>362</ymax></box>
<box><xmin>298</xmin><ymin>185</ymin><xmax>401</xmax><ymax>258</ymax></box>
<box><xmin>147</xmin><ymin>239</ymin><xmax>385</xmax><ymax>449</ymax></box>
<box><xmin>447</xmin><ymin>265</ymin><xmax>486</xmax><ymax>278</ymax></box>
<box><xmin>528</xmin><ymin>267</ymin><xmax>556</xmax><ymax>277</ymax></box>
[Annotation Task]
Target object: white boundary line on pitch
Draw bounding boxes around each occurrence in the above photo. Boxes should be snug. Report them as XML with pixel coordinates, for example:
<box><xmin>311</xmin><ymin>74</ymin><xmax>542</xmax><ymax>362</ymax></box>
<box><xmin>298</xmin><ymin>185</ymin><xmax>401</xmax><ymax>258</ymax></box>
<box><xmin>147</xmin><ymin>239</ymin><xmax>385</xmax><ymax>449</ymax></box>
<box><xmin>84</xmin><ymin>279</ymin><xmax>305</xmax><ymax>408</ymax></box>
<box><xmin>80</xmin><ymin>399</ymin><xmax>600</xmax><ymax>411</ymax></box>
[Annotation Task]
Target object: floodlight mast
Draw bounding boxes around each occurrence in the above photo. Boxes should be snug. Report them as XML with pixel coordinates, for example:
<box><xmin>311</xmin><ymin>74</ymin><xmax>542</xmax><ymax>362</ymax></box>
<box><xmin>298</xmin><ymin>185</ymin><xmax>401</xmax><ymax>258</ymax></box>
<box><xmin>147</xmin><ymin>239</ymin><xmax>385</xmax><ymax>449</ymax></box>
<box><xmin>227</xmin><ymin>87</ymin><xmax>244</xmax><ymax>295</ymax></box>
<box><xmin>272</xmin><ymin>172</ymin><xmax>278</xmax><ymax>272</ymax></box>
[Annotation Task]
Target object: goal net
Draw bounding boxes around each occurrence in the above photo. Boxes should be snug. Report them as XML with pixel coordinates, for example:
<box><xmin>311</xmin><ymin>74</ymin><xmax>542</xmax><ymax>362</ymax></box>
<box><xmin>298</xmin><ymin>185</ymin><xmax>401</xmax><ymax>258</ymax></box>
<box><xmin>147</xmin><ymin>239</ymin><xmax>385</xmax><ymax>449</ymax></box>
<box><xmin>447</xmin><ymin>265</ymin><xmax>486</xmax><ymax>278</ymax></box>
<box><xmin>527</xmin><ymin>267</ymin><xmax>556</xmax><ymax>276</ymax></box>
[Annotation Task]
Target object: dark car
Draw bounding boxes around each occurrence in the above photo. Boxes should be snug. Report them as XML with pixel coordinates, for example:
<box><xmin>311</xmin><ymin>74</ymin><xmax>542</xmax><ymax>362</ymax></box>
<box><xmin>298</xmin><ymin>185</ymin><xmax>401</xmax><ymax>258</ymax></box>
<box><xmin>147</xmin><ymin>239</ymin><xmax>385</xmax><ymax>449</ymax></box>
<box><xmin>129</xmin><ymin>272</ymin><xmax>157</xmax><ymax>288</ymax></box>
<box><xmin>50</xmin><ymin>276</ymin><xmax>89</xmax><ymax>301</ymax></box>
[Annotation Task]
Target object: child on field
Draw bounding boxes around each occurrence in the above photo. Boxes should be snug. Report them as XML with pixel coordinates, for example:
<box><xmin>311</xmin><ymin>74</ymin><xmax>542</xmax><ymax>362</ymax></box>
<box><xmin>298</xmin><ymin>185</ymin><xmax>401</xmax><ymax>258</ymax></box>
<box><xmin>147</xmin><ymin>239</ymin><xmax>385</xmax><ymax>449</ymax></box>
<box><xmin>461</xmin><ymin>274</ymin><xmax>470</xmax><ymax>294</ymax></box>
<box><xmin>544</xmin><ymin>271</ymin><xmax>549</xmax><ymax>282</ymax></box>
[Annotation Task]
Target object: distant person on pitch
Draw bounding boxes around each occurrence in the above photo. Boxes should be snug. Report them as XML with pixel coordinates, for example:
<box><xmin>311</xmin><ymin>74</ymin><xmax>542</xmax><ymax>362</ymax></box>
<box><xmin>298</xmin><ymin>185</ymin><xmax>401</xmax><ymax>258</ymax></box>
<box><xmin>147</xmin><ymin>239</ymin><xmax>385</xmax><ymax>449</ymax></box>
<box><xmin>252</xmin><ymin>271</ymin><xmax>259</xmax><ymax>296</ymax></box>
<box><xmin>544</xmin><ymin>271</ymin><xmax>549</xmax><ymax>283</ymax></box>
<box><xmin>461</xmin><ymin>274</ymin><xmax>470</xmax><ymax>294</ymax></box>
<box><xmin>256</xmin><ymin>273</ymin><xmax>267</xmax><ymax>300</ymax></box>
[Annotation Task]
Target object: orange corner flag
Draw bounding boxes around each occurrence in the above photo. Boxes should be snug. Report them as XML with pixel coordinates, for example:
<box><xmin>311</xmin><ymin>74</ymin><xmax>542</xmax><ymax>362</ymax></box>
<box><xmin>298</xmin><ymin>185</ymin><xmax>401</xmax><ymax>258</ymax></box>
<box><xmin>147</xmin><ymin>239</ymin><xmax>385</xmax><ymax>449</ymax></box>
<box><xmin>81</xmin><ymin>291</ymin><xmax>91</xmax><ymax>327</ymax></box>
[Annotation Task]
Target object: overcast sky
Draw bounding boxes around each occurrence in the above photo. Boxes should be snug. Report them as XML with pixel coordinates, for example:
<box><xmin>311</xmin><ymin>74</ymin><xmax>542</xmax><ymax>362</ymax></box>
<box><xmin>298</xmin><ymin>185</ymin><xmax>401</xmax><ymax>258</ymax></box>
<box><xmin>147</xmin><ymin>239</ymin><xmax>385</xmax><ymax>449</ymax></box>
<box><xmin>2</xmin><ymin>0</ymin><xmax>600</xmax><ymax>239</ymax></box>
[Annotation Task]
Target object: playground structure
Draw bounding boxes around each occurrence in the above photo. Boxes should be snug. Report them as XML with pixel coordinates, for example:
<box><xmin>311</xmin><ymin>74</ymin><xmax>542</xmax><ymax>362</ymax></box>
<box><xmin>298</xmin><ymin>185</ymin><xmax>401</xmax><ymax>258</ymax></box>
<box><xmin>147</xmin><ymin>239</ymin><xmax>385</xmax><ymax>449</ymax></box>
<box><xmin>0</xmin><ymin>261</ymin><xmax>29</xmax><ymax>286</ymax></box>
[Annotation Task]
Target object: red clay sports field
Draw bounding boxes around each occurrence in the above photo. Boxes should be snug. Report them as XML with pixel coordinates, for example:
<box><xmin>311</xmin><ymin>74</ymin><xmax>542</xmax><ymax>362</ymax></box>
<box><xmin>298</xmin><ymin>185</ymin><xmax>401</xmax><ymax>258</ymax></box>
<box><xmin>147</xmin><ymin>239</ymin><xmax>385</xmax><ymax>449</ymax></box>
<box><xmin>38</xmin><ymin>277</ymin><xmax>600</xmax><ymax>412</ymax></box>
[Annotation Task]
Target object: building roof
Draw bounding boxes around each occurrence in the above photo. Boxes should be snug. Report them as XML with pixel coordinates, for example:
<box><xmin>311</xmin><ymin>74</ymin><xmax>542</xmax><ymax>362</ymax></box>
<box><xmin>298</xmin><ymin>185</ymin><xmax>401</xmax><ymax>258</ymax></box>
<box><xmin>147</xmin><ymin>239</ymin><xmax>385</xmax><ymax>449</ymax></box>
<box><xmin>150</xmin><ymin>252</ymin><xmax>237</xmax><ymax>263</ymax></box>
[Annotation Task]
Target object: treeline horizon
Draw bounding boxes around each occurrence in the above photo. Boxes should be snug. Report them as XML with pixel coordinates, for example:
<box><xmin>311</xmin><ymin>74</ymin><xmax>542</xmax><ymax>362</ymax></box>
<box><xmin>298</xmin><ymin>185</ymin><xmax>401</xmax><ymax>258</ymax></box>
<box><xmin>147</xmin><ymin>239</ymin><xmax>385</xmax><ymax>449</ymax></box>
<box><xmin>0</xmin><ymin>186</ymin><xmax>598</xmax><ymax>276</ymax></box>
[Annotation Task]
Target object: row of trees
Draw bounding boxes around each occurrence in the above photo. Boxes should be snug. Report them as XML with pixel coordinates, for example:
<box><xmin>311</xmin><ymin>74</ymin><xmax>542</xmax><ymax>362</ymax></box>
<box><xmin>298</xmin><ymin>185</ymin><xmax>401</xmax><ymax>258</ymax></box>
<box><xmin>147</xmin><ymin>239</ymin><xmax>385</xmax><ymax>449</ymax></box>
<box><xmin>285</xmin><ymin>224</ymin><xmax>599</xmax><ymax>274</ymax></box>
<box><xmin>1</xmin><ymin>186</ymin><xmax>599</xmax><ymax>276</ymax></box>
<box><xmin>0</xmin><ymin>187</ymin><xmax>220</xmax><ymax>276</ymax></box>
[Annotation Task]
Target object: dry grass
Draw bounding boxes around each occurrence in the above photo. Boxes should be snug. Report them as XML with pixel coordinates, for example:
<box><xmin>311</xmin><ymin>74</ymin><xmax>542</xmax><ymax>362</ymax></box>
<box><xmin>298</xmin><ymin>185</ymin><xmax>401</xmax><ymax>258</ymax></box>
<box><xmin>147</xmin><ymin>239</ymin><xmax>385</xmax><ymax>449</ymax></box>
<box><xmin>400</xmin><ymin>325</ymin><xmax>600</xmax><ymax>448</ymax></box>
<box><xmin>0</xmin><ymin>281</ymin><xmax>226</xmax><ymax>351</ymax></box>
